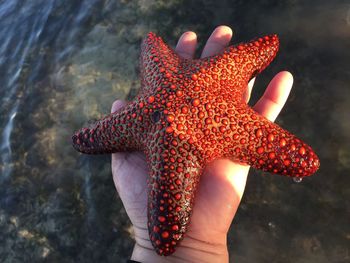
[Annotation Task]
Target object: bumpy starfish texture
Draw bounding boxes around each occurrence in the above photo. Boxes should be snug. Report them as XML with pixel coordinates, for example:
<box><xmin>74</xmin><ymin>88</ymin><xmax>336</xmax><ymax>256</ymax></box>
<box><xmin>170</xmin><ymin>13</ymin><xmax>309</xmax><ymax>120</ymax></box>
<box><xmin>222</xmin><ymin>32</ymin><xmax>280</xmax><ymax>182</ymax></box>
<box><xmin>72</xmin><ymin>32</ymin><xmax>320</xmax><ymax>256</ymax></box>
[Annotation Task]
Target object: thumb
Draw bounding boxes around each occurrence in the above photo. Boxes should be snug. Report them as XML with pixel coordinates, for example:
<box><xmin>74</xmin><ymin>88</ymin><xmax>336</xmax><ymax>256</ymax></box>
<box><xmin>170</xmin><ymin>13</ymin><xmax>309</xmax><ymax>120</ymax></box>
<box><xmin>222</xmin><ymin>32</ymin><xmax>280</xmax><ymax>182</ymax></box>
<box><xmin>190</xmin><ymin>160</ymin><xmax>249</xmax><ymax>235</ymax></box>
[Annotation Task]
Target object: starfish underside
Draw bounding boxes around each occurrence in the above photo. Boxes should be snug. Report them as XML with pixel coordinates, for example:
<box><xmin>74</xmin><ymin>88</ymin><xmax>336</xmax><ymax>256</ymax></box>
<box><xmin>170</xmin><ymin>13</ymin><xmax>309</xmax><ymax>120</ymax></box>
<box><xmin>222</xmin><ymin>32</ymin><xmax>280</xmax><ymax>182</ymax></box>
<box><xmin>72</xmin><ymin>32</ymin><xmax>320</xmax><ymax>256</ymax></box>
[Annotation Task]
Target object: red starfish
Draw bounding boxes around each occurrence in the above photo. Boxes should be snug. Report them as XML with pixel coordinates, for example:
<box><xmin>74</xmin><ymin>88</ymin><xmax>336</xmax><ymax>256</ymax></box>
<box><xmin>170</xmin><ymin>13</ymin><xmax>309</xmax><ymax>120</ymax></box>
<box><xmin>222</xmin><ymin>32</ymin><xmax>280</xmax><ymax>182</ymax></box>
<box><xmin>72</xmin><ymin>32</ymin><xmax>320</xmax><ymax>256</ymax></box>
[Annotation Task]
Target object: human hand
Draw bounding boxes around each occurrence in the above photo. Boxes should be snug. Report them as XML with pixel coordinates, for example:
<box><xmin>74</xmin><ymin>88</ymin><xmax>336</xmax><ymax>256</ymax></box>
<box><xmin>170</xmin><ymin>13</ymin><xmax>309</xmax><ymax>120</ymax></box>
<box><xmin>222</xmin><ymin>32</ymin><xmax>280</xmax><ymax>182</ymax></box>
<box><xmin>111</xmin><ymin>25</ymin><xmax>293</xmax><ymax>263</ymax></box>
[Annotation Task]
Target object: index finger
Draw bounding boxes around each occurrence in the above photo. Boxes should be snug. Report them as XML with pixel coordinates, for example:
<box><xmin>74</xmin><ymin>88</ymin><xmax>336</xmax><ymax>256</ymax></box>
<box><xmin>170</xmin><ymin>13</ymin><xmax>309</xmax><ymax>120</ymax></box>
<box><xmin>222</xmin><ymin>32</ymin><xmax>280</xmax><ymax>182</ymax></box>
<box><xmin>175</xmin><ymin>31</ymin><xmax>197</xmax><ymax>59</ymax></box>
<box><xmin>201</xmin><ymin>25</ymin><xmax>233</xmax><ymax>58</ymax></box>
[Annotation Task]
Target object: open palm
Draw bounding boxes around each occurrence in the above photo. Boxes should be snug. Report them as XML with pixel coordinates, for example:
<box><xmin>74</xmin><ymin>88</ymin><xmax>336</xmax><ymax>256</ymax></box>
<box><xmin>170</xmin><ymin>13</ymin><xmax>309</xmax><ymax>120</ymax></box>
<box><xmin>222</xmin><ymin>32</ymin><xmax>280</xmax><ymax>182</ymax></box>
<box><xmin>111</xmin><ymin>26</ymin><xmax>293</xmax><ymax>262</ymax></box>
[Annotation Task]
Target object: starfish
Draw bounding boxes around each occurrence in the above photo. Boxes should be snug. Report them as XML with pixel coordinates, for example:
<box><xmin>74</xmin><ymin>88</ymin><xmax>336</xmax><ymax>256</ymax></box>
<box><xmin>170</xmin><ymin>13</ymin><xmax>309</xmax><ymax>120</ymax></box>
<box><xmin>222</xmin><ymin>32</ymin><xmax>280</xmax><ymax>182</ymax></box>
<box><xmin>72</xmin><ymin>32</ymin><xmax>320</xmax><ymax>256</ymax></box>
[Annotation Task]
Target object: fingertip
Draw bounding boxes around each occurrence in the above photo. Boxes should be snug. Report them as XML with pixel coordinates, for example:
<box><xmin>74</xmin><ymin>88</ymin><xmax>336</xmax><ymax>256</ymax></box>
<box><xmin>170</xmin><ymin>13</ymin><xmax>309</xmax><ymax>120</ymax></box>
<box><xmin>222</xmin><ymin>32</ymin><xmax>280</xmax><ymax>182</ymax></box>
<box><xmin>215</xmin><ymin>25</ymin><xmax>233</xmax><ymax>37</ymax></box>
<box><xmin>201</xmin><ymin>25</ymin><xmax>233</xmax><ymax>58</ymax></box>
<box><xmin>111</xmin><ymin>100</ymin><xmax>127</xmax><ymax>113</ymax></box>
<box><xmin>280</xmin><ymin>70</ymin><xmax>293</xmax><ymax>80</ymax></box>
<box><xmin>179</xmin><ymin>31</ymin><xmax>197</xmax><ymax>42</ymax></box>
<box><xmin>253</xmin><ymin>71</ymin><xmax>294</xmax><ymax>122</ymax></box>
<box><xmin>176</xmin><ymin>31</ymin><xmax>197</xmax><ymax>59</ymax></box>
<box><xmin>276</xmin><ymin>70</ymin><xmax>294</xmax><ymax>88</ymax></box>
<box><xmin>269</xmin><ymin>71</ymin><xmax>294</xmax><ymax>103</ymax></box>
<box><xmin>211</xmin><ymin>25</ymin><xmax>233</xmax><ymax>45</ymax></box>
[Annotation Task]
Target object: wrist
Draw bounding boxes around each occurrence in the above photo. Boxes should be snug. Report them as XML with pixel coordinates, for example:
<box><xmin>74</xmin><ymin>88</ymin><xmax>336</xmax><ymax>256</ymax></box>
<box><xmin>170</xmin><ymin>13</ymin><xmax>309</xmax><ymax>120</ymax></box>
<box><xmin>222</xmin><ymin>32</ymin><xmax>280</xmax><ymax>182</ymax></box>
<box><xmin>131</xmin><ymin>226</ymin><xmax>229</xmax><ymax>263</ymax></box>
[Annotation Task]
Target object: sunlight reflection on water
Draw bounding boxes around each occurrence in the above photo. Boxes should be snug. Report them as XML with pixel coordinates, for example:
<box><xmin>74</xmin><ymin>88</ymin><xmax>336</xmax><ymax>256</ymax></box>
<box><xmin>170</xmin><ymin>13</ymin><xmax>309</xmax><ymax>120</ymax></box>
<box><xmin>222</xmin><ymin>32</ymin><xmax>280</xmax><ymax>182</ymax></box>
<box><xmin>0</xmin><ymin>105</ymin><xmax>17</xmax><ymax>178</ymax></box>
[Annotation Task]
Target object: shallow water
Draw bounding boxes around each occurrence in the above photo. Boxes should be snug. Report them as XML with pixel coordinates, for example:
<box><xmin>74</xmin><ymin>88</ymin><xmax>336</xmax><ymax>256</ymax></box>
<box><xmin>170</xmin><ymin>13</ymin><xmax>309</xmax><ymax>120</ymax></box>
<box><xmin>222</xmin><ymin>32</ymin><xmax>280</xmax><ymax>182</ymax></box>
<box><xmin>0</xmin><ymin>0</ymin><xmax>349</xmax><ymax>262</ymax></box>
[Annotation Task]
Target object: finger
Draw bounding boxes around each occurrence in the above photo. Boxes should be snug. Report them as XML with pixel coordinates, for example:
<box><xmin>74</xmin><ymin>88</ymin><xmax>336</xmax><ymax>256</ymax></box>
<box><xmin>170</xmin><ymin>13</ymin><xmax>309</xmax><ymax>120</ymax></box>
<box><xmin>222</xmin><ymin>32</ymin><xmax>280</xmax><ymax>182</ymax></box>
<box><xmin>243</xmin><ymin>77</ymin><xmax>256</xmax><ymax>103</ymax></box>
<box><xmin>253</xmin><ymin>71</ymin><xmax>293</xmax><ymax>122</ymax></box>
<box><xmin>201</xmin><ymin>25</ymin><xmax>233</xmax><ymax>58</ymax></box>
<box><xmin>175</xmin><ymin>31</ymin><xmax>197</xmax><ymax>59</ymax></box>
<box><xmin>111</xmin><ymin>99</ymin><xmax>127</xmax><ymax>113</ymax></box>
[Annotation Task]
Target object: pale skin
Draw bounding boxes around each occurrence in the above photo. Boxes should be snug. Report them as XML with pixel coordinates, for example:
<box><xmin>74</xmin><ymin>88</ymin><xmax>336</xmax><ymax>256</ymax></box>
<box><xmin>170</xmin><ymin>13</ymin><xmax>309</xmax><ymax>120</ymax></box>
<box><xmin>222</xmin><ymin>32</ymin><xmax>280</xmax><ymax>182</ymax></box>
<box><xmin>111</xmin><ymin>26</ymin><xmax>293</xmax><ymax>263</ymax></box>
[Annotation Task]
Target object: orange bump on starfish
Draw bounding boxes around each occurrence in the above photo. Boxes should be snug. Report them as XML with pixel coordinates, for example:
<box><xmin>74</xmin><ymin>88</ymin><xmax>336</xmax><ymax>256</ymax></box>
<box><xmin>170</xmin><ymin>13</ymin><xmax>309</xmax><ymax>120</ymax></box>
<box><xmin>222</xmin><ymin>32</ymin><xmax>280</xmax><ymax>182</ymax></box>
<box><xmin>72</xmin><ymin>32</ymin><xmax>320</xmax><ymax>256</ymax></box>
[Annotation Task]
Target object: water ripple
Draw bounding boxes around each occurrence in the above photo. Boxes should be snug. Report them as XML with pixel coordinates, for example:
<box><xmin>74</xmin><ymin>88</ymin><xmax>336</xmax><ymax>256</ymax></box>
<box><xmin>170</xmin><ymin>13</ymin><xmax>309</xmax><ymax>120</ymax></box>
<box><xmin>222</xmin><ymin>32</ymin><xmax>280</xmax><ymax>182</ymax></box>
<box><xmin>0</xmin><ymin>0</ymin><xmax>103</xmax><ymax>177</ymax></box>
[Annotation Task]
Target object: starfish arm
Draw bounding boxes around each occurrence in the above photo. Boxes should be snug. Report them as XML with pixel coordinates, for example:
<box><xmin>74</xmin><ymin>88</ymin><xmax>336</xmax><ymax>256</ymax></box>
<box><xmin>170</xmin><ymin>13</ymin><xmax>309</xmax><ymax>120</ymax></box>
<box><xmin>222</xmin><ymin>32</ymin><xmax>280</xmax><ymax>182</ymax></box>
<box><xmin>140</xmin><ymin>33</ymin><xmax>181</xmax><ymax>94</ymax></box>
<box><xmin>145</xmin><ymin>142</ymin><xmax>203</xmax><ymax>256</ymax></box>
<box><xmin>72</xmin><ymin>102</ymin><xmax>142</xmax><ymax>154</ymax></box>
<box><xmin>216</xmin><ymin>34</ymin><xmax>279</xmax><ymax>97</ymax></box>
<box><xmin>181</xmin><ymin>34</ymin><xmax>280</xmax><ymax>99</ymax></box>
<box><xmin>223</xmin><ymin>104</ymin><xmax>320</xmax><ymax>177</ymax></box>
<box><xmin>229</xmin><ymin>34</ymin><xmax>279</xmax><ymax>81</ymax></box>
